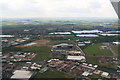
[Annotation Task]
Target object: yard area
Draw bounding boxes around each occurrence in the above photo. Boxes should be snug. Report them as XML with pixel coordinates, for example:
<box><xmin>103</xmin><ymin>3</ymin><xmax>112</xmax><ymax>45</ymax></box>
<box><xmin>83</xmin><ymin>43</ymin><xmax>113</xmax><ymax>56</ymax></box>
<box><xmin>33</xmin><ymin>69</ymin><xmax>74</xmax><ymax>78</ymax></box>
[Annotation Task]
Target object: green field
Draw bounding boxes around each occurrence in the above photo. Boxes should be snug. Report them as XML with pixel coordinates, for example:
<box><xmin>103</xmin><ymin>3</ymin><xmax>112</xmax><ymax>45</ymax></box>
<box><xmin>85</xmin><ymin>56</ymin><xmax>98</xmax><ymax>64</ymax></box>
<box><xmin>32</xmin><ymin>53</ymin><xmax>65</xmax><ymax>62</ymax></box>
<box><xmin>83</xmin><ymin>43</ymin><xmax>113</xmax><ymax>56</ymax></box>
<box><xmin>48</xmin><ymin>40</ymin><xmax>76</xmax><ymax>45</ymax></box>
<box><xmin>33</xmin><ymin>69</ymin><xmax>74</xmax><ymax>78</ymax></box>
<box><xmin>20</xmin><ymin>46</ymin><xmax>51</xmax><ymax>53</ymax></box>
<box><xmin>110</xmin><ymin>44</ymin><xmax>120</xmax><ymax>54</ymax></box>
<box><xmin>89</xmin><ymin>74</ymin><xmax>101</xmax><ymax>78</ymax></box>
<box><xmin>32</xmin><ymin>53</ymin><xmax>51</xmax><ymax>62</ymax></box>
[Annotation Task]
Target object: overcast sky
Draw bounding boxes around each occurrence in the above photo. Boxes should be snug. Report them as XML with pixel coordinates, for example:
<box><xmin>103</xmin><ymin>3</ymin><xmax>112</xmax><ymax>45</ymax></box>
<box><xmin>0</xmin><ymin>0</ymin><xmax>118</xmax><ymax>18</ymax></box>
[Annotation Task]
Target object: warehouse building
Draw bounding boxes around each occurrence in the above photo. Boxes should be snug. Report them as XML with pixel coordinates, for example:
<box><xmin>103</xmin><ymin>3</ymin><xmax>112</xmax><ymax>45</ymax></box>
<box><xmin>11</xmin><ymin>70</ymin><xmax>34</xmax><ymax>79</ymax></box>
<box><xmin>52</xmin><ymin>43</ymin><xmax>74</xmax><ymax>50</ymax></box>
<box><xmin>67</xmin><ymin>56</ymin><xmax>86</xmax><ymax>62</ymax></box>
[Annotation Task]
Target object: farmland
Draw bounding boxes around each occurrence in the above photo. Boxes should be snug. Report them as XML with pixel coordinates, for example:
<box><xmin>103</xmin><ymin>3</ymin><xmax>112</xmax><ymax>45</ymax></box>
<box><xmin>83</xmin><ymin>43</ymin><xmax>113</xmax><ymax>56</ymax></box>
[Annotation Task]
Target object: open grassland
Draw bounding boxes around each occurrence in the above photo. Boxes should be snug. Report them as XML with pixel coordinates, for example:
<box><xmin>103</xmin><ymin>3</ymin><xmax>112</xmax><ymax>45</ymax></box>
<box><xmin>85</xmin><ymin>56</ymin><xmax>98</xmax><ymax>64</ymax></box>
<box><xmin>49</xmin><ymin>40</ymin><xmax>76</xmax><ymax>45</ymax></box>
<box><xmin>83</xmin><ymin>43</ymin><xmax>113</xmax><ymax>56</ymax></box>
<box><xmin>20</xmin><ymin>46</ymin><xmax>51</xmax><ymax>53</ymax></box>
<box><xmin>33</xmin><ymin>69</ymin><xmax>74</xmax><ymax>78</ymax></box>
<box><xmin>89</xmin><ymin>74</ymin><xmax>101</xmax><ymax>78</ymax></box>
<box><xmin>32</xmin><ymin>53</ymin><xmax>65</xmax><ymax>62</ymax></box>
<box><xmin>109</xmin><ymin>44</ymin><xmax>120</xmax><ymax>54</ymax></box>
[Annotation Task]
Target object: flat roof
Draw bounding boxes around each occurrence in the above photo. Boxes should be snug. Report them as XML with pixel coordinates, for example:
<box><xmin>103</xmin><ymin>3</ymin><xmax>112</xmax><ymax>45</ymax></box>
<box><xmin>113</xmin><ymin>42</ymin><xmax>120</xmax><ymax>45</ymax></box>
<box><xmin>67</xmin><ymin>56</ymin><xmax>85</xmax><ymax>61</ymax></box>
<box><xmin>82</xmin><ymin>71</ymin><xmax>90</xmax><ymax>76</ymax></box>
<box><xmin>72</xmin><ymin>30</ymin><xmax>102</xmax><ymax>34</ymax></box>
<box><xmin>76</xmin><ymin>34</ymin><xmax>99</xmax><ymax>37</ymax></box>
<box><xmin>49</xmin><ymin>32</ymin><xmax>71</xmax><ymax>35</ymax></box>
<box><xmin>11</xmin><ymin>70</ymin><xmax>33</xmax><ymax>79</ymax></box>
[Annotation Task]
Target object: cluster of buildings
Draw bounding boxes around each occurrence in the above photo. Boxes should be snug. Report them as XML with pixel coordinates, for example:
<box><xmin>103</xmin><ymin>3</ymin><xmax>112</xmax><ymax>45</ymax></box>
<box><xmin>50</xmin><ymin>42</ymin><xmax>120</xmax><ymax>78</ymax></box>
<box><xmin>51</xmin><ymin>43</ymin><xmax>86</xmax><ymax>62</ymax></box>
<box><xmin>2</xmin><ymin>52</ymin><xmax>36</xmax><ymax>78</ymax></box>
<box><xmin>2</xmin><ymin>37</ymin><xmax>29</xmax><ymax>47</ymax></box>
<box><xmin>2</xmin><ymin>51</ymin><xmax>49</xmax><ymax>79</ymax></box>
<box><xmin>47</xmin><ymin>59</ymin><xmax>111</xmax><ymax>78</ymax></box>
<box><xmin>49</xmin><ymin>30</ymin><xmax>120</xmax><ymax>37</ymax></box>
<box><xmin>2</xmin><ymin>52</ymin><xmax>36</xmax><ymax>62</ymax></box>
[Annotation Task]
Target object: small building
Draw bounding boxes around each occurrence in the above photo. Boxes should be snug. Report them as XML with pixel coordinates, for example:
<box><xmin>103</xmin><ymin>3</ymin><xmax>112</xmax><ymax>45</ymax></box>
<box><xmin>82</xmin><ymin>71</ymin><xmax>90</xmax><ymax>76</ymax></box>
<box><xmin>40</xmin><ymin>67</ymin><xmax>48</xmax><ymax>73</ymax></box>
<box><xmin>84</xmin><ymin>41</ymin><xmax>91</xmax><ymax>44</ymax></box>
<box><xmin>78</xmin><ymin>43</ymin><xmax>86</xmax><ymax>46</ymax></box>
<box><xmin>101</xmin><ymin>72</ymin><xmax>109</xmax><ymax>78</ymax></box>
<box><xmin>100</xmin><ymin>46</ymin><xmax>108</xmax><ymax>49</ymax></box>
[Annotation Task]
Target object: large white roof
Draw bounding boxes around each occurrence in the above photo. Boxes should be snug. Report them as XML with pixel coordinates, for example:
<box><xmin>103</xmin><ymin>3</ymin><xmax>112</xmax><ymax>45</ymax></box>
<box><xmin>113</xmin><ymin>42</ymin><xmax>120</xmax><ymax>45</ymax></box>
<box><xmin>100</xmin><ymin>34</ymin><xmax>119</xmax><ymax>36</ymax></box>
<box><xmin>49</xmin><ymin>32</ymin><xmax>71</xmax><ymax>35</ymax></box>
<box><xmin>0</xmin><ymin>35</ymin><xmax>14</xmax><ymax>38</ymax></box>
<box><xmin>72</xmin><ymin>30</ymin><xmax>102</xmax><ymax>34</ymax></box>
<box><xmin>11</xmin><ymin>70</ymin><xmax>33</xmax><ymax>79</ymax></box>
<box><xmin>67</xmin><ymin>56</ymin><xmax>85</xmax><ymax>61</ymax></box>
<box><xmin>76</xmin><ymin>34</ymin><xmax>99</xmax><ymax>37</ymax></box>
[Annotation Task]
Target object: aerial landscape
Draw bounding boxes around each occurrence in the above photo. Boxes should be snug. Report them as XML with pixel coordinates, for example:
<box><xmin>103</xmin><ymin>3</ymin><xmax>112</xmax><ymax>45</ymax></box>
<box><xmin>1</xmin><ymin>0</ymin><xmax>120</xmax><ymax>80</ymax></box>
<box><xmin>1</xmin><ymin>18</ymin><xmax>120</xmax><ymax>79</ymax></box>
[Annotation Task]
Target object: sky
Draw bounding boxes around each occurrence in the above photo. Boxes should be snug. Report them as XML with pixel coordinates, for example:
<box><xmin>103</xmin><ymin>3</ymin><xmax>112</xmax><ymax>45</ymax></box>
<box><xmin>0</xmin><ymin>0</ymin><xmax>118</xmax><ymax>18</ymax></box>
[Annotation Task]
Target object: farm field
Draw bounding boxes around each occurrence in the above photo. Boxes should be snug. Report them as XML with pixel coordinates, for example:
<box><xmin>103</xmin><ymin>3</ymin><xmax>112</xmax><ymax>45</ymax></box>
<box><xmin>83</xmin><ymin>43</ymin><xmax>113</xmax><ymax>56</ymax></box>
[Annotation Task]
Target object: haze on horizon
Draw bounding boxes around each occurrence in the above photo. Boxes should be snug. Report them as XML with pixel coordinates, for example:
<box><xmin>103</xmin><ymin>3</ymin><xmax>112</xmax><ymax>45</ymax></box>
<box><xmin>0</xmin><ymin>0</ymin><xmax>118</xmax><ymax>19</ymax></box>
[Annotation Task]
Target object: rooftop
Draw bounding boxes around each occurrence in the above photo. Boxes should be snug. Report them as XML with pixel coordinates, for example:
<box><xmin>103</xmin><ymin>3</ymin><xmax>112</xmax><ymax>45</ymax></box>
<box><xmin>11</xmin><ymin>70</ymin><xmax>34</xmax><ymax>79</ymax></box>
<box><xmin>67</xmin><ymin>56</ymin><xmax>85</xmax><ymax>61</ymax></box>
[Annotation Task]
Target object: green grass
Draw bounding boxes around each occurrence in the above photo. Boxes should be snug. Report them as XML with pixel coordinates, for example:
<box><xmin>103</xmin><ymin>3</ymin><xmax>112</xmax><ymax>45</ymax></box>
<box><xmin>49</xmin><ymin>40</ymin><xmax>76</xmax><ymax>45</ymax></box>
<box><xmin>20</xmin><ymin>46</ymin><xmax>51</xmax><ymax>53</ymax></box>
<box><xmin>32</xmin><ymin>53</ymin><xmax>65</xmax><ymax>62</ymax></box>
<box><xmin>83</xmin><ymin>43</ymin><xmax>113</xmax><ymax>56</ymax></box>
<box><xmin>32</xmin><ymin>53</ymin><xmax>51</xmax><ymax>62</ymax></box>
<box><xmin>89</xmin><ymin>74</ymin><xmax>101</xmax><ymax>78</ymax></box>
<box><xmin>85</xmin><ymin>56</ymin><xmax>98</xmax><ymax>64</ymax></box>
<box><xmin>110</xmin><ymin>44</ymin><xmax>120</xmax><ymax>54</ymax></box>
<box><xmin>33</xmin><ymin>69</ymin><xmax>74</xmax><ymax>78</ymax></box>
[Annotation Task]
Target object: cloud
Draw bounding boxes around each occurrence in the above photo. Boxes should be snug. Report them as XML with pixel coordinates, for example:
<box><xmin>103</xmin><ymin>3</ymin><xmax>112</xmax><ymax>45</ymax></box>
<box><xmin>0</xmin><ymin>0</ymin><xmax>118</xmax><ymax>18</ymax></box>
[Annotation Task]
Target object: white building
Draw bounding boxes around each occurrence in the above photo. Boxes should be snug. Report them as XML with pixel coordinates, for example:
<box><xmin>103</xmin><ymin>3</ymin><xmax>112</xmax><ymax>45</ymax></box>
<box><xmin>82</xmin><ymin>71</ymin><xmax>90</xmax><ymax>76</ymax></box>
<box><xmin>67</xmin><ymin>56</ymin><xmax>85</xmax><ymax>62</ymax></box>
<box><xmin>76</xmin><ymin>34</ymin><xmax>99</xmax><ymax>37</ymax></box>
<box><xmin>101</xmin><ymin>72</ymin><xmax>109</xmax><ymax>78</ymax></box>
<box><xmin>112</xmin><ymin>42</ymin><xmax>120</xmax><ymax>45</ymax></box>
<box><xmin>11</xmin><ymin>70</ymin><xmax>34</xmax><ymax>79</ymax></box>
<box><xmin>49</xmin><ymin>32</ymin><xmax>71</xmax><ymax>35</ymax></box>
<box><xmin>100</xmin><ymin>33</ymin><xmax>119</xmax><ymax>36</ymax></box>
<box><xmin>72</xmin><ymin>30</ymin><xmax>103</xmax><ymax>34</ymax></box>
